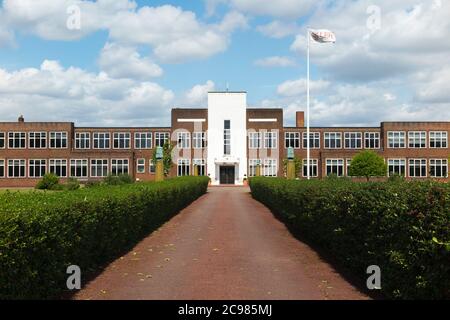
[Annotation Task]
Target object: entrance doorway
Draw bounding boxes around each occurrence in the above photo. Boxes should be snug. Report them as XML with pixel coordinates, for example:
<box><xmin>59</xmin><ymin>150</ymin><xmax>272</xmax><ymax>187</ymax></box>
<box><xmin>220</xmin><ymin>166</ymin><xmax>235</xmax><ymax>185</ymax></box>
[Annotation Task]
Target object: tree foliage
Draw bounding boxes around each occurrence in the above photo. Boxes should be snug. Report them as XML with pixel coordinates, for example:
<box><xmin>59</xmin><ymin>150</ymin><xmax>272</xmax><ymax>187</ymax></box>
<box><xmin>348</xmin><ymin>150</ymin><xmax>387</xmax><ymax>181</ymax></box>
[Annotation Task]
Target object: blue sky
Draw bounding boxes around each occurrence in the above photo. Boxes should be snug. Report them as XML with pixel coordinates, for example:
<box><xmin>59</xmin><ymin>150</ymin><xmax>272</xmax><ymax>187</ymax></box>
<box><xmin>0</xmin><ymin>0</ymin><xmax>449</xmax><ymax>127</ymax></box>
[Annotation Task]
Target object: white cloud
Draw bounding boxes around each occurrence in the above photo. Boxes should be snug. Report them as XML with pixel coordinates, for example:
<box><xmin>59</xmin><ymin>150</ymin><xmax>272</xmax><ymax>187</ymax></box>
<box><xmin>256</xmin><ymin>20</ymin><xmax>299</xmax><ymax>38</ymax></box>
<box><xmin>254</xmin><ymin>56</ymin><xmax>297</xmax><ymax>68</ymax></box>
<box><xmin>277</xmin><ymin>78</ymin><xmax>330</xmax><ymax>97</ymax></box>
<box><xmin>99</xmin><ymin>43</ymin><xmax>163</xmax><ymax>80</ymax></box>
<box><xmin>229</xmin><ymin>0</ymin><xmax>316</xmax><ymax>18</ymax></box>
<box><xmin>183</xmin><ymin>80</ymin><xmax>216</xmax><ymax>106</ymax></box>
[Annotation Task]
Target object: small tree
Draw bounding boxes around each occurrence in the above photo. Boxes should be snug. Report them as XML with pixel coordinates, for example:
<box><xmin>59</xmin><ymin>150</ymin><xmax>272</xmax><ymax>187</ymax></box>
<box><xmin>348</xmin><ymin>150</ymin><xmax>387</xmax><ymax>181</ymax></box>
<box><xmin>152</xmin><ymin>142</ymin><xmax>174</xmax><ymax>177</ymax></box>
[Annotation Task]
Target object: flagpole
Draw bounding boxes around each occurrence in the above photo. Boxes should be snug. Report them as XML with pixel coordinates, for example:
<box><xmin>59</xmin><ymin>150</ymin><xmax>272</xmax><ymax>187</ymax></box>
<box><xmin>306</xmin><ymin>28</ymin><xmax>311</xmax><ymax>180</ymax></box>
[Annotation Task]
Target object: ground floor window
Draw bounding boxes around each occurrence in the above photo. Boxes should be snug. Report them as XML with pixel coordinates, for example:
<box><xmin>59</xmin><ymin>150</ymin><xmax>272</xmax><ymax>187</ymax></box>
<box><xmin>0</xmin><ymin>159</ymin><xmax>5</xmax><ymax>177</ymax></box>
<box><xmin>71</xmin><ymin>159</ymin><xmax>88</xmax><ymax>178</ymax></box>
<box><xmin>346</xmin><ymin>158</ymin><xmax>353</xmax><ymax>176</ymax></box>
<box><xmin>29</xmin><ymin>159</ymin><xmax>46</xmax><ymax>178</ymax></box>
<box><xmin>388</xmin><ymin>159</ymin><xmax>406</xmax><ymax>177</ymax></box>
<box><xmin>193</xmin><ymin>159</ymin><xmax>206</xmax><ymax>176</ymax></box>
<box><xmin>111</xmin><ymin>159</ymin><xmax>129</xmax><ymax>176</ymax></box>
<box><xmin>409</xmin><ymin>159</ymin><xmax>427</xmax><ymax>178</ymax></box>
<box><xmin>91</xmin><ymin>159</ymin><xmax>109</xmax><ymax>177</ymax></box>
<box><xmin>263</xmin><ymin>159</ymin><xmax>277</xmax><ymax>177</ymax></box>
<box><xmin>149</xmin><ymin>160</ymin><xmax>156</xmax><ymax>174</ymax></box>
<box><xmin>326</xmin><ymin>159</ymin><xmax>344</xmax><ymax>177</ymax></box>
<box><xmin>136</xmin><ymin>159</ymin><xmax>145</xmax><ymax>174</ymax></box>
<box><xmin>178</xmin><ymin>159</ymin><xmax>190</xmax><ymax>176</ymax></box>
<box><xmin>49</xmin><ymin>159</ymin><xmax>67</xmax><ymax>177</ymax></box>
<box><xmin>8</xmin><ymin>159</ymin><xmax>26</xmax><ymax>178</ymax></box>
<box><xmin>303</xmin><ymin>159</ymin><xmax>318</xmax><ymax>177</ymax></box>
<box><xmin>248</xmin><ymin>159</ymin><xmax>260</xmax><ymax>177</ymax></box>
<box><xmin>430</xmin><ymin>159</ymin><xmax>448</xmax><ymax>178</ymax></box>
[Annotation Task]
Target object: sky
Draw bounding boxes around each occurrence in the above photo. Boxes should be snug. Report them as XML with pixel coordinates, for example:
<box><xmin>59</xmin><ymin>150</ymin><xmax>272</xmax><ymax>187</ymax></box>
<box><xmin>0</xmin><ymin>0</ymin><xmax>449</xmax><ymax>127</ymax></box>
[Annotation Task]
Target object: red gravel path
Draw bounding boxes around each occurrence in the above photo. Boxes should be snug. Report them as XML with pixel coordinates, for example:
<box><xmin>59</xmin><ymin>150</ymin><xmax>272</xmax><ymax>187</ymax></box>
<box><xmin>73</xmin><ymin>187</ymin><xmax>370</xmax><ymax>300</ymax></box>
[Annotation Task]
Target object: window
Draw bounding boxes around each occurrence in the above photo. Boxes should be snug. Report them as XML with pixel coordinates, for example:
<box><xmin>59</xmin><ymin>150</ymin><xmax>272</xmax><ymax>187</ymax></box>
<box><xmin>344</xmin><ymin>132</ymin><xmax>362</xmax><ymax>149</ymax></box>
<box><xmin>324</xmin><ymin>132</ymin><xmax>342</xmax><ymax>149</ymax></box>
<box><xmin>248</xmin><ymin>132</ymin><xmax>261</xmax><ymax>149</ymax></box>
<box><xmin>408</xmin><ymin>131</ymin><xmax>426</xmax><ymax>148</ymax></box>
<box><xmin>155</xmin><ymin>132</ymin><xmax>170</xmax><ymax>148</ymax></box>
<box><xmin>113</xmin><ymin>132</ymin><xmax>131</xmax><ymax>149</ymax></box>
<box><xmin>264</xmin><ymin>132</ymin><xmax>277</xmax><ymax>149</ymax></box>
<box><xmin>248</xmin><ymin>159</ymin><xmax>260</xmax><ymax>177</ymax></box>
<box><xmin>177</xmin><ymin>159</ymin><xmax>190</xmax><ymax>176</ymax></box>
<box><xmin>93</xmin><ymin>132</ymin><xmax>110</xmax><ymax>149</ymax></box>
<box><xmin>326</xmin><ymin>159</ymin><xmax>344</xmax><ymax>177</ymax></box>
<box><xmin>137</xmin><ymin>159</ymin><xmax>145</xmax><ymax>174</ymax></box>
<box><xmin>388</xmin><ymin>159</ymin><xmax>406</xmax><ymax>177</ymax></box>
<box><xmin>134</xmin><ymin>132</ymin><xmax>152</xmax><ymax>149</ymax></box>
<box><xmin>346</xmin><ymin>159</ymin><xmax>353</xmax><ymax>176</ymax></box>
<box><xmin>70</xmin><ymin>159</ymin><xmax>88</xmax><ymax>178</ymax></box>
<box><xmin>29</xmin><ymin>159</ymin><xmax>47</xmax><ymax>178</ymax></box>
<box><xmin>263</xmin><ymin>159</ymin><xmax>277</xmax><ymax>177</ymax></box>
<box><xmin>178</xmin><ymin>132</ymin><xmax>191</xmax><ymax>149</ymax></box>
<box><xmin>75</xmin><ymin>132</ymin><xmax>90</xmax><ymax>149</ymax></box>
<box><xmin>388</xmin><ymin>131</ymin><xmax>406</xmax><ymax>148</ymax></box>
<box><xmin>149</xmin><ymin>160</ymin><xmax>156</xmax><ymax>174</ymax></box>
<box><xmin>364</xmin><ymin>132</ymin><xmax>380</xmax><ymax>149</ymax></box>
<box><xmin>0</xmin><ymin>132</ymin><xmax>5</xmax><ymax>148</ymax></box>
<box><xmin>302</xmin><ymin>132</ymin><xmax>320</xmax><ymax>149</ymax></box>
<box><xmin>49</xmin><ymin>159</ymin><xmax>67</xmax><ymax>177</ymax></box>
<box><xmin>430</xmin><ymin>159</ymin><xmax>448</xmax><ymax>178</ymax></box>
<box><xmin>50</xmin><ymin>132</ymin><xmax>68</xmax><ymax>148</ymax></box>
<box><xmin>224</xmin><ymin>120</ymin><xmax>231</xmax><ymax>155</ymax></box>
<box><xmin>303</xmin><ymin>159</ymin><xmax>318</xmax><ymax>178</ymax></box>
<box><xmin>91</xmin><ymin>159</ymin><xmax>109</xmax><ymax>177</ymax></box>
<box><xmin>111</xmin><ymin>159</ymin><xmax>129</xmax><ymax>176</ymax></box>
<box><xmin>193</xmin><ymin>132</ymin><xmax>206</xmax><ymax>149</ymax></box>
<box><xmin>8</xmin><ymin>132</ymin><xmax>26</xmax><ymax>149</ymax></box>
<box><xmin>29</xmin><ymin>132</ymin><xmax>47</xmax><ymax>149</ymax></box>
<box><xmin>429</xmin><ymin>131</ymin><xmax>448</xmax><ymax>148</ymax></box>
<box><xmin>0</xmin><ymin>159</ymin><xmax>5</xmax><ymax>177</ymax></box>
<box><xmin>193</xmin><ymin>159</ymin><xmax>206</xmax><ymax>176</ymax></box>
<box><xmin>285</xmin><ymin>132</ymin><xmax>300</xmax><ymax>149</ymax></box>
<box><xmin>8</xmin><ymin>159</ymin><xmax>26</xmax><ymax>178</ymax></box>
<box><xmin>409</xmin><ymin>159</ymin><xmax>427</xmax><ymax>178</ymax></box>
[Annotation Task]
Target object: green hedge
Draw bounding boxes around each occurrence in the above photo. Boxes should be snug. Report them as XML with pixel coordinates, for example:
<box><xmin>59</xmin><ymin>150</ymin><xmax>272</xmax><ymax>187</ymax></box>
<box><xmin>0</xmin><ymin>177</ymin><xmax>209</xmax><ymax>299</ymax></box>
<box><xmin>249</xmin><ymin>177</ymin><xmax>450</xmax><ymax>299</ymax></box>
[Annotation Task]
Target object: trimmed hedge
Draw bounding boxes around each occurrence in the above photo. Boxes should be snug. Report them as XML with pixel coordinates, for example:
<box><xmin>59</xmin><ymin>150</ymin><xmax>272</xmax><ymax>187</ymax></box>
<box><xmin>249</xmin><ymin>177</ymin><xmax>450</xmax><ymax>299</ymax></box>
<box><xmin>0</xmin><ymin>177</ymin><xmax>209</xmax><ymax>299</ymax></box>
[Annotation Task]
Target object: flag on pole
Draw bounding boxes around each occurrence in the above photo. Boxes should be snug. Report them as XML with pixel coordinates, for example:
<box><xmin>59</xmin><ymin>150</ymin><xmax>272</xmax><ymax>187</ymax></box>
<box><xmin>310</xmin><ymin>29</ymin><xmax>336</xmax><ymax>43</ymax></box>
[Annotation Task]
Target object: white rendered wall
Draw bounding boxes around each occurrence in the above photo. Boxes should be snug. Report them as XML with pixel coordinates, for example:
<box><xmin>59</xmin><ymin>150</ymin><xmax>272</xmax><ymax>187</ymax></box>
<box><xmin>207</xmin><ymin>92</ymin><xmax>247</xmax><ymax>185</ymax></box>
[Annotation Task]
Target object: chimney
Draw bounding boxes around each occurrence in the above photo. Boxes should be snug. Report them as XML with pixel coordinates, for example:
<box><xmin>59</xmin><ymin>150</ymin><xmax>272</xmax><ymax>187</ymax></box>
<box><xmin>18</xmin><ymin>115</ymin><xmax>24</xmax><ymax>123</ymax></box>
<box><xmin>296</xmin><ymin>111</ymin><xmax>305</xmax><ymax>127</ymax></box>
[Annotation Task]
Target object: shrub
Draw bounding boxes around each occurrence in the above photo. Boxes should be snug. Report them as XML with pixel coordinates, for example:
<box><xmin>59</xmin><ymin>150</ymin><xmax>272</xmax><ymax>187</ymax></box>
<box><xmin>65</xmin><ymin>178</ymin><xmax>80</xmax><ymax>191</ymax></box>
<box><xmin>348</xmin><ymin>150</ymin><xmax>387</xmax><ymax>181</ymax></box>
<box><xmin>35</xmin><ymin>173</ymin><xmax>60</xmax><ymax>190</ymax></box>
<box><xmin>249</xmin><ymin>177</ymin><xmax>450</xmax><ymax>299</ymax></box>
<box><xmin>0</xmin><ymin>176</ymin><xmax>209</xmax><ymax>299</ymax></box>
<box><xmin>103</xmin><ymin>174</ymin><xmax>134</xmax><ymax>186</ymax></box>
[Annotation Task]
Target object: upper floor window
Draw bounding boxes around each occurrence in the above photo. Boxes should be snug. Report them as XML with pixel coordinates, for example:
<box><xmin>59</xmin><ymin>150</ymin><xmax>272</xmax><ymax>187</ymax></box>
<box><xmin>28</xmin><ymin>132</ymin><xmax>47</xmax><ymax>149</ymax></box>
<box><xmin>8</xmin><ymin>159</ymin><xmax>26</xmax><ymax>178</ymax></box>
<box><xmin>93</xmin><ymin>132</ymin><xmax>110</xmax><ymax>149</ymax></box>
<box><xmin>264</xmin><ymin>132</ymin><xmax>277</xmax><ymax>149</ymax></box>
<box><xmin>249</xmin><ymin>132</ymin><xmax>261</xmax><ymax>149</ymax></box>
<box><xmin>193</xmin><ymin>132</ymin><xmax>206</xmax><ymax>149</ymax></box>
<box><xmin>302</xmin><ymin>132</ymin><xmax>320</xmax><ymax>149</ymax></box>
<box><xmin>224</xmin><ymin>120</ymin><xmax>231</xmax><ymax>155</ymax></box>
<box><xmin>8</xmin><ymin>132</ymin><xmax>26</xmax><ymax>149</ymax></box>
<box><xmin>285</xmin><ymin>132</ymin><xmax>300</xmax><ymax>149</ymax></box>
<box><xmin>344</xmin><ymin>132</ymin><xmax>362</xmax><ymax>149</ymax></box>
<box><xmin>408</xmin><ymin>131</ymin><xmax>426</xmax><ymax>148</ymax></box>
<box><xmin>387</xmin><ymin>131</ymin><xmax>406</xmax><ymax>148</ymax></box>
<box><xmin>178</xmin><ymin>132</ymin><xmax>191</xmax><ymax>149</ymax></box>
<box><xmin>364</xmin><ymin>132</ymin><xmax>380</xmax><ymax>149</ymax></box>
<box><xmin>134</xmin><ymin>132</ymin><xmax>152</xmax><ymax>149</ymax></box>
<box><xmin>0</xmin><ymin>132</ymin><xmax>5</xmax><ymax>148</ymax></box>
<box><xmin>388</xmin><ymin>159</ymin><xmax>406</xmax><ymax>177</ymax></box>
<box><xmin>50</xmin><ymin>132</ymin><xmax>68</xmax><ymax>149</ymax></box>
<box><xmin>324</xmin><ymin>132</ymin><xmax>342</xmax><ymax>149</ymax></box>
<box><xmin>409</xmin><ymin>159</ymin><xmax>427</xmax><ymax>178</ymax></box>
<box><xmin>155</xmin><ymin>132</ymin><xmax>170</xmax><ymax>148</ymax></box>
<box><xmin>429</xmin><ymin>131</ymin><xmax>448</xmax><ymax>148</ymax></box>
<box><xmin>113</xmin><ymin>132</ymin><xmax>131</xmax><ymax>149</ymax></box>
<box><xmin>75</xmin><ymin>132</ymin><xmax>90</xmax><ymax>149</ymax></box>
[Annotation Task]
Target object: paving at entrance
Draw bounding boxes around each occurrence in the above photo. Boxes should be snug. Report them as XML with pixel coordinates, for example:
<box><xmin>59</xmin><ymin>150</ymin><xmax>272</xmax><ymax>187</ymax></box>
<box><xmin>73</xmin><ymin>187</ymin><xmax>370</xmax><ymax>300</ymax></box>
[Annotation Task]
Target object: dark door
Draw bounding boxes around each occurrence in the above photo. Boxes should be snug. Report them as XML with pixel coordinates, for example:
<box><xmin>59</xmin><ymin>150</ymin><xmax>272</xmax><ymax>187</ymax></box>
<box><xmin>220</xmin><ymin>166</ymin><xmax>235</xmax><ymax>185</ymax></box>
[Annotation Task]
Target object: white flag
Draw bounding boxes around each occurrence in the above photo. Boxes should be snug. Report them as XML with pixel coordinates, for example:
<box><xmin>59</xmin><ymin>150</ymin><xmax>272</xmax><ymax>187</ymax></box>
<box><xmin>310</xmin><ymin>29</ymin><xmax>336</xmax><ymax>43</ymax></box>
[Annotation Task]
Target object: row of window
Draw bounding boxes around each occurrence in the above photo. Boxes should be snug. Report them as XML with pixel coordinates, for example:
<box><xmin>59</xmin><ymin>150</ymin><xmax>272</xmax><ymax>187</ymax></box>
<box><xmin>283</xmin><ymin>131</ymin><xmax>448</xmax><ymax>150</ymax></box>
